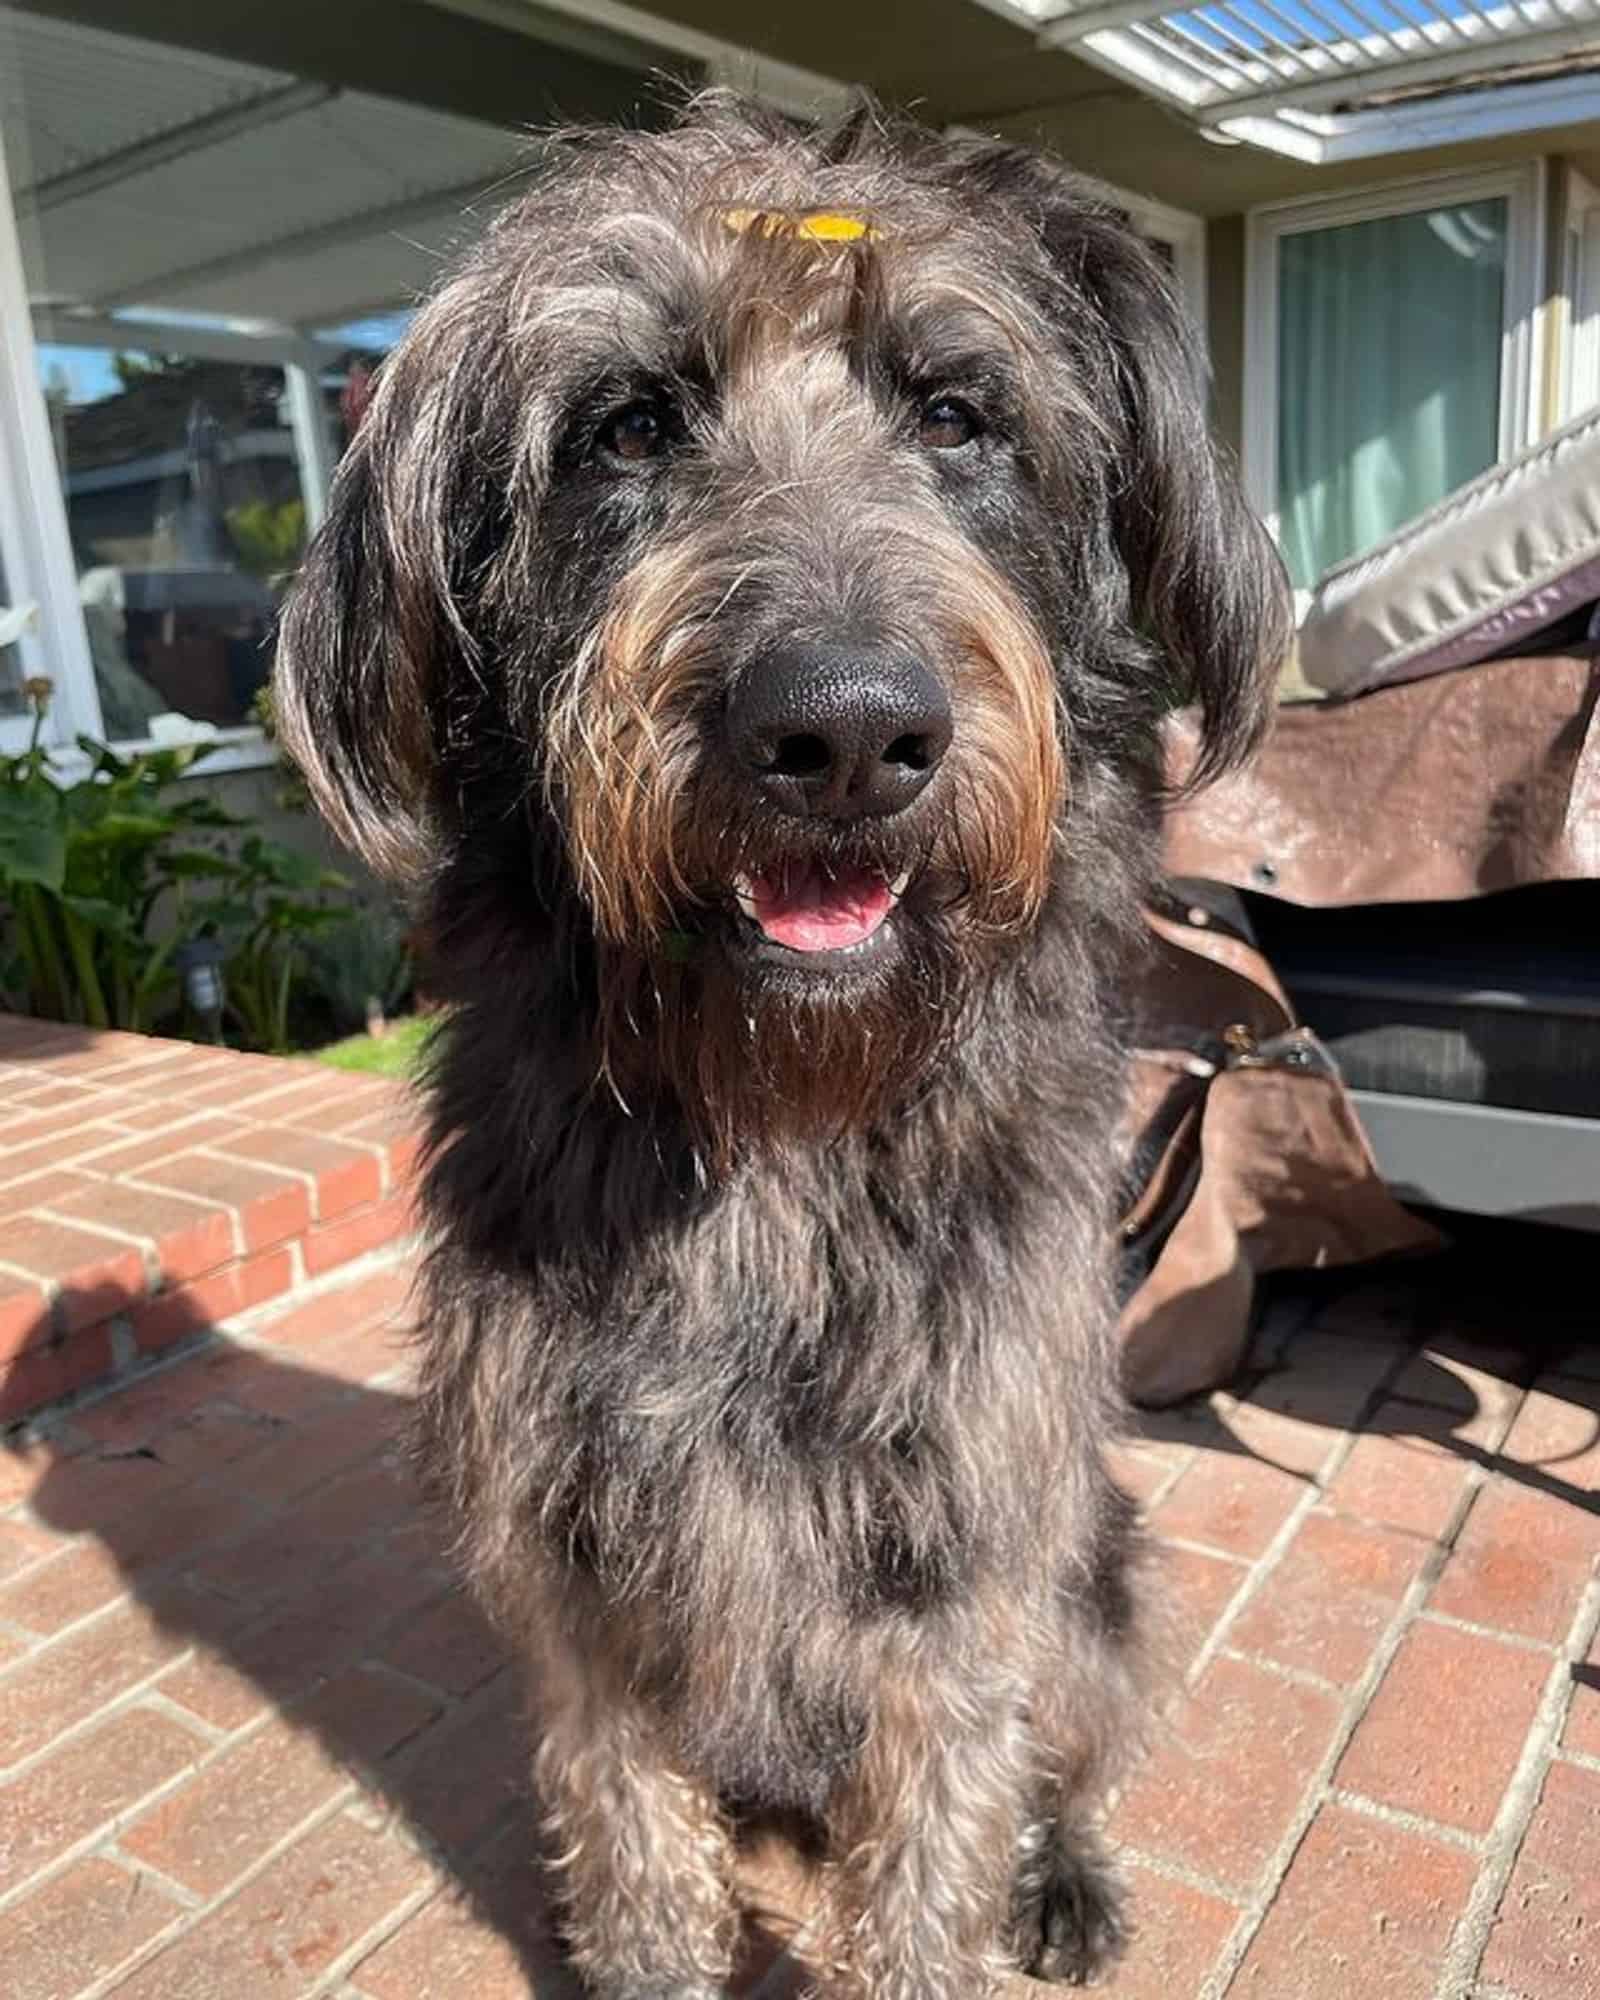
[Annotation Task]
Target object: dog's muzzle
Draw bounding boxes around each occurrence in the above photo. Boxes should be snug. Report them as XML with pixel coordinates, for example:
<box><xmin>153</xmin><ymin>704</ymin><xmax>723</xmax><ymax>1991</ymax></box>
<box><xmin>725</xmin><ymin>641</ymin><xmax>952</xmax><ymax>825</ymax></box>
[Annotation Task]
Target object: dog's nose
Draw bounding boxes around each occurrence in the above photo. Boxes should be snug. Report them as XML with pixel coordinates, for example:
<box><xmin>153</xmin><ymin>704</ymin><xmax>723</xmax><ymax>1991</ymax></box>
<box><xmin>726</xmin><ymin>643</ymin><xmax>952</xmax><ymax>819</ymax></box>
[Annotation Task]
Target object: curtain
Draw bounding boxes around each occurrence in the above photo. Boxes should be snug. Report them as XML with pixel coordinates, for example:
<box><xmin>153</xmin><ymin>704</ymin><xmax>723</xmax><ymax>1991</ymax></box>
<box><xmin>1276</xmin><ymin>198</ymin><xmax>1507</xmax><ymax>590</ymax></box>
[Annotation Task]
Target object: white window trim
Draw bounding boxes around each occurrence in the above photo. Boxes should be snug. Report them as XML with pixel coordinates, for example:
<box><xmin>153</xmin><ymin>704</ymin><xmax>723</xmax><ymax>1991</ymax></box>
<box><xmin>1097</xmin><ymin>180</ymin><xmax>1207</xmax><ymax>346</ymax></box>
<box><xmin>1559</xmin><ymin>168</ymin><xmax>1600</xmax><ymax>426</ymax></box>
<box><xmin>0</xmin><ymin>131</ymin><xmax>103</xmax><ymax>754</ymax></box>
<box><xmin>1243</xmin><ymin>162</ymin><xmax>1548</xmax><ymax>575</ymax></box>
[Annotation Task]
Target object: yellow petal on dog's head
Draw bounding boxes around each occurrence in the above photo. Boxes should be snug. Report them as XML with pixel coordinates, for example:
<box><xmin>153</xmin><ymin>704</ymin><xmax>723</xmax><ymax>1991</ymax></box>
<box><xmin>719</xmin><ymin>208</ymin><xmax>877</xmax><ymax>245</ymax></box>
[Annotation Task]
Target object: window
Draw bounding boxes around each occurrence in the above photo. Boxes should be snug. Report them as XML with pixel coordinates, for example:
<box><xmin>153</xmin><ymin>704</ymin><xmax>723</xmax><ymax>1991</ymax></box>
<box><xmin>1245</xmin><ymin>166</ymin><xmax>1546</xmax><ymax>593</ymax></box>
<box><xmin>0</xmin><ymin>1</ymin><xmax>549</xmax><ymax>758</ymax></box>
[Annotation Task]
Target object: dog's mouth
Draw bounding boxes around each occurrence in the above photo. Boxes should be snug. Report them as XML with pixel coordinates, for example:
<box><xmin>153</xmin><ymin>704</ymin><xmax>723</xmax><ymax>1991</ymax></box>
<box><xmin>729</xmin><ymin>860</ymin><xmax>910</xmax><ymax>960</ymax></box>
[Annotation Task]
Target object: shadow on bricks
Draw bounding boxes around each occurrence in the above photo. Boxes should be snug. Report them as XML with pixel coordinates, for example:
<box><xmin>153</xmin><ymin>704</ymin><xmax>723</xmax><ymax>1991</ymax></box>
<box><xmin>3</xmin><ymin>1286</ymin><xmax>813</xmax><ymax>1997</ymax></box>
<box><xmin>1141</xmin><ymin>1236</ymin><xmax>1600</xmax><ymax>1529</ymax></box>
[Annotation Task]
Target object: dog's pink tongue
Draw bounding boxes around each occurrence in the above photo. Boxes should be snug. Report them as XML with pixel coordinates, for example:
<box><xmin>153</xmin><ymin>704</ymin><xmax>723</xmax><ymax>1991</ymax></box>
<box><xmin>748</xmin><ymin>863</ymin><xmax>893</xmax><ymax>952</ymax></box>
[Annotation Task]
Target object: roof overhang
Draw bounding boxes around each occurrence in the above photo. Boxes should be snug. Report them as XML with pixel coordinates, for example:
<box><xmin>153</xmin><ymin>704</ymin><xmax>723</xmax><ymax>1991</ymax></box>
<box><xmin>972</xmin><ymin>0</ymin><xmax>1600</xmax><ymax>161</ymax></box>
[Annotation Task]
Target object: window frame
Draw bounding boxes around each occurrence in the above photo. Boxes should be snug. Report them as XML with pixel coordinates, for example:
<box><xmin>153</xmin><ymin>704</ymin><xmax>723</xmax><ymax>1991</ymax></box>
<box><xmin>1098</xmin><ymin>181</ymin><xmax>1208</xmax><ymax>347</ymax></box>
<box><xmin>1242</xmin><ymin>161</ymin><xmax>1548</xmax><ymax>591</ymax></box>
<box><xmin>1559</xmin><ymin>167</ymin><xmax>1600</xmax><ymax>426</ymax></box>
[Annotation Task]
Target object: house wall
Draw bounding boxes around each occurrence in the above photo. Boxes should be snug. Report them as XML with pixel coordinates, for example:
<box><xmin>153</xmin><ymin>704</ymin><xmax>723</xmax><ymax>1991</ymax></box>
<box><xmin>1205</xmin><ymin>216</ymin><xmax>1246</xmax><ymax>463</ymax></box>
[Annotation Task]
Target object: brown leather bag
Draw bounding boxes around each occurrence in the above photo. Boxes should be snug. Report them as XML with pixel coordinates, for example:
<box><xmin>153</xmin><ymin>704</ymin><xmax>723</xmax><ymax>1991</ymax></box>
<box><xmin>1117</xmin><ymin>898</ymin><xmax>1441</xmax><ymax>1407</ymax></box>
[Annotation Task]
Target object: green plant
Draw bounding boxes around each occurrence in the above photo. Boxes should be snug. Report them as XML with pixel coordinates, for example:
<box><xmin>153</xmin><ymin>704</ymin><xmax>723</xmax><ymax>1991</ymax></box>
<box><xmin>304</xmin><ymin>897</ymin><xmax>415</xmax><ymax>1037</ymax></box>
<box><xmin>0</xmin><ymin>683</ymin><xmax>237</xmax><ymax>1030</ymax></box>
<box><xmin>226</xmin><ymin>498</ymin><xmax>307</xmax><ymax>581</ymax></box>
<box><xmin>201</xmin><ymin>834</ymin><xmax>347</xmax><ymax>1054</ymax></box>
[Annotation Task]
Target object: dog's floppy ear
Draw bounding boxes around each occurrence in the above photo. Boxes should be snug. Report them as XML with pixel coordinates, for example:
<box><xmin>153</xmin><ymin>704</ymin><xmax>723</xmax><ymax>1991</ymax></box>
<box><xmin>968</xmin><ymin>148</ymin><xmax>1292</xmax><ymax>786</ymax></box>
<box><xmin>273</xmin><ymin>271</ymin><xmax>505</xmax><ymax>877</ymax></box>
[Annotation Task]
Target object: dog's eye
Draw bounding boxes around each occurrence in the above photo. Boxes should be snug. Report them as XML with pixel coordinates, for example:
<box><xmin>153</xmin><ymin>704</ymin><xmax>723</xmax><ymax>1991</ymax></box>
<box><xmin>918</xmin><ymin>397</ymin><xmax>981</xmax><ymax>451</ymax></box>
<box><xmin>598</xmin><ymin>402</ymin><xmax>668</xmax><ymax>464</ymax></box>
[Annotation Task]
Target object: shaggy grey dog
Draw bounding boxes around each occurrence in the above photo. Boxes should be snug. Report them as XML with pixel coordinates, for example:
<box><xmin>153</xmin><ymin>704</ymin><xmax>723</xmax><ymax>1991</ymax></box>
<box><xmin>275</xmin><ymin>95</ymin><xmax>1288</xmax><ymax>1999</ymax></box>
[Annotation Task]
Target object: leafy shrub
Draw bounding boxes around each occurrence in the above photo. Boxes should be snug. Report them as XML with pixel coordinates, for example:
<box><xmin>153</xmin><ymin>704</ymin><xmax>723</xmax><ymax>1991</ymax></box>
<box><xmin>0</xmin><ymin>682</ymin><xmax>345</xmax><ymax>1047</ymax></box>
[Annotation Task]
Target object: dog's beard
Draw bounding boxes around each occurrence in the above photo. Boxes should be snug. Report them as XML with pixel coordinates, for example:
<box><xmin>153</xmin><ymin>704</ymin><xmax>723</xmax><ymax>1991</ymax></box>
<box><xmin>594</xmin><ymin>893</ymin><xmax>974</xmax><ymax>1166</ymax></box>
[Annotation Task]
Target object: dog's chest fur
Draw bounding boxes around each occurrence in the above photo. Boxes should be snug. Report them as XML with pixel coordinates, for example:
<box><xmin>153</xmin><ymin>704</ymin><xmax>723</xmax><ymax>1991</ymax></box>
<box><xmin>414</xmin><ymin>973</ymin><xmax>1125</xmax><ymax>1812</ymax></box>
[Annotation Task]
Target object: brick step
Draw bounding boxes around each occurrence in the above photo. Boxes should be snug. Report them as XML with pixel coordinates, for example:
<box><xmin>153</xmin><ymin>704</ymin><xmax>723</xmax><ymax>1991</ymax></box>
<box><xmin>0</xmin><ymin>1017</ymin><xmax>422</xmax><ymax>1426</ymax></box>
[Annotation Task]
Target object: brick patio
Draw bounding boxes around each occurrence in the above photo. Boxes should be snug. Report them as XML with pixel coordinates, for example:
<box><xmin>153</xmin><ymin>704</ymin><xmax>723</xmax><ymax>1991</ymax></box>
<box><xmin>0</xmin><ymin>1069</ymin><xmax>1597</xmax><ymax>1996</ymax></box>
<box><xmin>0</xmin><ymin>1016</ymin><xmax>420</xmax><ymax>1425</ymax></box>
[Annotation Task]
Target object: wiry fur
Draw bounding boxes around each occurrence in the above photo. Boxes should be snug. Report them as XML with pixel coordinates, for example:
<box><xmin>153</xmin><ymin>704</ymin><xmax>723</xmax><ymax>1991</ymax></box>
<box><xmin>274</xmin><ymin>93</ymin><xmax>1290</xmax><ymax>1998</ymax></box>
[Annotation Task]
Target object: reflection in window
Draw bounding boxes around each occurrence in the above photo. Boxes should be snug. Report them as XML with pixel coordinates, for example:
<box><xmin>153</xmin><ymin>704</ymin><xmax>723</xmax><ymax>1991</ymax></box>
<box><xmin>0</xmin><ymin>553</ymin><xmax>27</xmax><ymax>720</ymax></box>
<box><xmin>37</xmin><ymin>347</ymin><xmax>305</xmax><ymax>737</ymax></box>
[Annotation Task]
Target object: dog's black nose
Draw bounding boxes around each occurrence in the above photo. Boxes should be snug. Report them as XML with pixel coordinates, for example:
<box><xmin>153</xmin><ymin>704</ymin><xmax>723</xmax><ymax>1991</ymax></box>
<box><xmin>726</xmin><ymin>643</ymin><xmax>952</xmax><ymax>819</ymax></box>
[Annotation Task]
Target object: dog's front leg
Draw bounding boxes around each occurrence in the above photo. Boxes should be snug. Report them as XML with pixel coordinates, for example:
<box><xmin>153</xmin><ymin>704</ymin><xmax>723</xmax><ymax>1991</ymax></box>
<box><xmin>821</xmin><ymin>1649</ymin><xmax>1032</xmax><ymax>2000</ymax></box>
<box><xmin>533</xmin><ymin>1638</ymin><xmax>738</xmax><ymax>1999</ymax></box>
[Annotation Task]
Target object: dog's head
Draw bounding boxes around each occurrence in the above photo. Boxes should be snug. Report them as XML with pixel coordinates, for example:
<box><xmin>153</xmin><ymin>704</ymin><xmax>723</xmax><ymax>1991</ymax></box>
<box><xmin>276</xmin><ymin>96</ymin><xmax>1290</xmax><ymax>1155</ymax></box>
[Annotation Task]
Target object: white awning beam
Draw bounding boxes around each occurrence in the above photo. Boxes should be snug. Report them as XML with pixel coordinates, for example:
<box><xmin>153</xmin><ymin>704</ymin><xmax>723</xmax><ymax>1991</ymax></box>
<box><xmin>999</xmin><ymin>0</ymin><xmax>1600</xmax><ymax>161</ymax></box>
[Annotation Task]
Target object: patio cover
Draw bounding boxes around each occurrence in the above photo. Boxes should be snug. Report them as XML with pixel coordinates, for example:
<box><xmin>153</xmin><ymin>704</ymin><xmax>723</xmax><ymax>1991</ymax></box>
<box><xmin>972</xmin><ymin>0</ymin><xmax>1600</xmax><ymax>160</ymax></box>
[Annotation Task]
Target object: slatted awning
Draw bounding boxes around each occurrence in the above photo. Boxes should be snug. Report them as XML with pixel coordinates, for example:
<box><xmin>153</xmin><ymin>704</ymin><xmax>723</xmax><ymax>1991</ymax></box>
<box><xmin>975</xmin><ymin>0</ymin><xmax>1600</xmax><ymax>159</ymax></box>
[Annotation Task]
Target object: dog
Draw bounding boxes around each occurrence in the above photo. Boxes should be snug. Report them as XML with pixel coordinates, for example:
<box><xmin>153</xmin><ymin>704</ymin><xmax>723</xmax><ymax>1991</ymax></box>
<box><xmin>274</xmin><ymin>94</ymin><xmax>1290</xmax><ymax>1998</ymax></box>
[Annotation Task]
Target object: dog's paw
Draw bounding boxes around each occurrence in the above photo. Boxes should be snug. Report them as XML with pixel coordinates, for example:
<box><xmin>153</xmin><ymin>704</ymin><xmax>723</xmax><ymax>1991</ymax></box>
<box><xmin>1013</xmin><ymin>1838</ymin><xmax>1130</xmax><ymax>1987</ymax></box>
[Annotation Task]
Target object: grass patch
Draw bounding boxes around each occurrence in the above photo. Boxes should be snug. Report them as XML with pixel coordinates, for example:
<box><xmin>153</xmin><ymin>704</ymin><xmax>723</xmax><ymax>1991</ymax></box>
<box><xmin>309</xmin><ymin>1010</ymin><xmax>435</xmax><ymax>1078</ymax></box>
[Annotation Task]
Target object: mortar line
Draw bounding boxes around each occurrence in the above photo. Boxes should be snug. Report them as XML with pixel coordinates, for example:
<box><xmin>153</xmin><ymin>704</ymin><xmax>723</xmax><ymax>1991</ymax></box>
<box><xmin>1434</xmin><ymin>1570</ymin><xmax>1600</xmax><ymax>2000</ymax></box>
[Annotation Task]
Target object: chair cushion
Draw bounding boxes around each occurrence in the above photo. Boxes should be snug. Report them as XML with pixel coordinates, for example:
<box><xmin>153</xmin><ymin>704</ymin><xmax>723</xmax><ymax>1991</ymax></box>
<box><xmin>1297</xmin><ymin>401</ymin><xmax>1600</xmax><ymax>698</ymax></box>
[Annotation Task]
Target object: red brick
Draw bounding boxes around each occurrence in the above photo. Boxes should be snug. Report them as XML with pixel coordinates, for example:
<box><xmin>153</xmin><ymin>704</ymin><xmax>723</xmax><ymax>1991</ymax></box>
<box><xmin>214</xmin><ymin>1126</ymin><xmax>382</xmax><ymax>1219</ymax></box>
<box><xmin>1429</xmin><ymin>1480</ymin><xmax>1596</xmax><ymax>1646</ymax></box>
<box><xmin>1111</xmin><ymin>1655</ymin><xmax>1341</xmax><ymax>1893</ymax></box>
<box><xmin>156</xmin><ymin>1649</ymin><xmax>273</xmax><ymax>1734</ymax></box>
<box><xmin>121</xmin><ymin>1714</ymin><xmax>350</xmax><ymax>1895</ymax></box>
<box><xmin>163</xmin><ymin>1055</ymin><xmax>321</xmax><ymax>1110</ymax></box>
<box><xmin>127</xmin><ymin>1246</ymin><xmax>295</xmax><ymax>1354</ymax></box>
<box><xmin>0</xmin><ymin>1706</ymin><xmax>203</xmax><ymax>1882</ymax></box>
<box><xmin>0</xmin><ymin>1270</ymin><xmax>50</xmax><ymax>1361</ymax></box>
<box><xmin>136</xmin><ymin>1148</ymin><xmax>312</xmax><ymax>1254</ymax></box>
<box><xmin>33</xmin><ymin>1453</ymin><xmax>259</xmax><ymax>1571</ymax></box>
<box><xmin>396</xmin><ymin>1670</ymin><xmax>525</xmax><ymax>1853</ymax></box>
<box><xmin>4</xmin><ymin>1077</ymin><xmax>98</xmax><ymax>1112</ymax></box>
<box><xmin>1212</xmin><ymin>1397</ymin><xmax>1345</xmax><ymax>1481</ymax></box>
<box><xmin>1229</xmin><ymin>1510</ymin><xmax>1428</xmax><ymax>1685</ymax></box>
<box><xmin>1093</xmin><ymin>1866</ymin><xmax>1237</xmax><ymax>1999</ymax></box>
<box><xmin>77</xmin><ymin>1115</ymin><xmax>249</xmax><ymax>1178</ymax></box>
<box><xmin>309</xmin><ymin>1307</ymin><xmax>414</xmax><ymax>1387</ymax></box>
<box><xmin>1229</xmin><ymin>1802</ymin><xmax>1476</xmax><ymax>2000</ymax></box>
<box><xmin>1390</xmin><ymin>1338</ymin><xmax>1526</xmax><ymax>1452</ymax></box>
<box><xmin>0</xmin><ymin>1167</ymin><xmax>99</xmax><ymax>1221</ymax></box>
<box><xmin>42</xmin><ymin>1179</ymin><xmax>235</xmax><ymax>1285</ymax></box>
<box><xmin>1</xmin><ymin>1096</ymin><xmax>140</xmax><ymax>1152</ymax></box>
<box><xmin>1335</xmin><ymin>1618</ymin><xmax>1549</xmax><ymax>1834</ymax></box>
<box><xmin>255</xmin><ymin>1266</ymin><xmax>414</xmax><ymax>1357</ymax></box>
<box><xmin>300</xmin><ymin>1191</ymin><xmax>419</xmax><ymax>1280</ymax></box>
<box><xmin>349</xmin><ymin>1821</ymin><xmax>565</xmax><ymax>2000</ymax></box>
<box><xmin>226</xmin><ymin>1392</ymin><xmax>406</xmax><ymax>1503</ymax></box>
<box><xmin>1563</xmin><ymin>1628</ymin><xmax>1600</xmax><ymax>1760</ymax></box>
<box><xmin>0</xmin><ymin>1539</ymin><xmax>126</xmax><ymax>1633</ymax></box>
<box><xmin>1149</xmin><ymin>1447</ymin><xmax>1308</xmax><ymax>1559</ymax></box>
<box><xmin>0</xmin><ymin>1125</ymin><xmax>138</xmax><ymax>1186</ymax></box>
<box><xmin>0</xmin><ymin>1513</ymin><xmax>60</xmax><ymax>1581</ymax></box>
<box><xmin>108</xmin><ymin>1813</ymin><xmax>432</xmax><ymax>2000</ymax></box>
<box><xmin>379</xmin><ymin>1587</ymin><xmax>504</xmax><ymax>1697</ymax></box>
<box><xmin>0</xmin><ymin>1213</ymin><xmax>145</xmax><ymax>1327</ymax></box>
<box><xmin>1107</xmin><ymin>1443</ymin><xmax>1173</xmax><ymax>1508</ymax></box>
<box><xmin>1150</xmin><ymin>1540</ymin><xmax>1250</xmax><ymax>1676</ymax></box>
<box><xmin>0</xmin><ymin>1599</ymin><xmax>187</xmax><ymax>1764</ymax></box>
<box><xmin>0</xmin><ymin>1855</ymin><xmax>185</xmax><ymax>2000</ymax></box>
<box><xmin>0</xmin><ymin>1434</ymin><xmax>59</xmax><ymax>1505</ymax></box>
<box><xmin>293</xmin><ymin>1663</ymin><xmax>445</xmax><ymax>1769</ymax></box>
<box><xmin>0</xmin><ymin>1323</ymin><xmax>116</xmax><ymax>1423</ymax></box>
<box><xmin>1324</xmin><ymin>1404</ymin><xmax>1478</xmax><ymax>1541</ymax></box>
<box><xmin>1481</xmin><ymin>1760</ymin><xmax>1600</xmax><ymax>2000</ymax></box>
<box><xmin>1498</xmin><ymin>1376</ymin><xmax>1600</xmax><ymax>1492</ymax></box>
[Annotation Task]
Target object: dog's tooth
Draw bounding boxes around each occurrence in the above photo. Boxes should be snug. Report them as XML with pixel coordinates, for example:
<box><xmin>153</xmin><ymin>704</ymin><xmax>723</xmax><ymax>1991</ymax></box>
<box><xmin>888</xmin><ymin>869</ymin><xmax>912</xmax><ymax>899</ymax></box>
<box><xmin>732</xmin><ymin>874</ymin><xmax>760</xmax><ymax>921</ymax></box>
